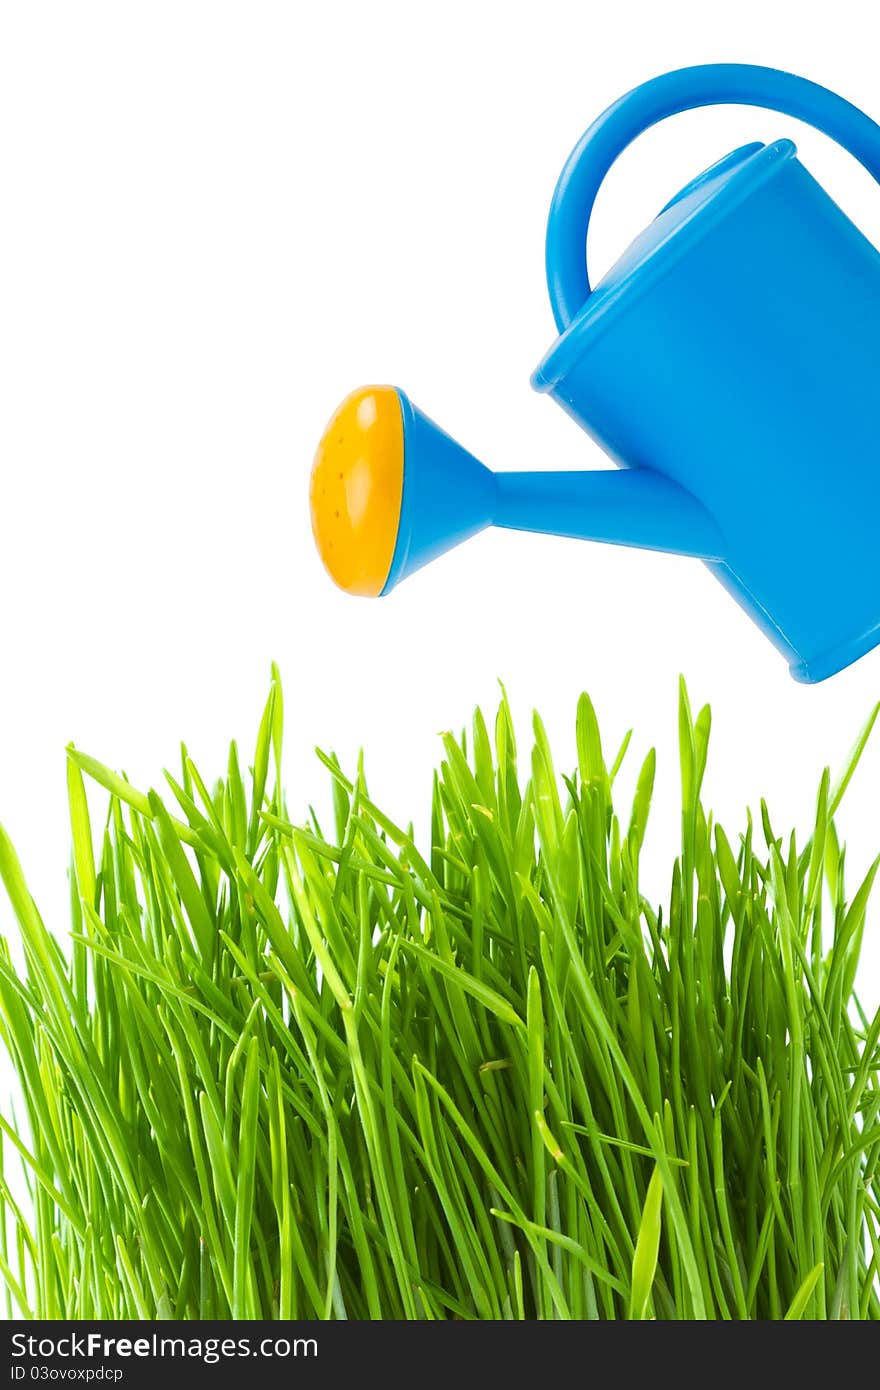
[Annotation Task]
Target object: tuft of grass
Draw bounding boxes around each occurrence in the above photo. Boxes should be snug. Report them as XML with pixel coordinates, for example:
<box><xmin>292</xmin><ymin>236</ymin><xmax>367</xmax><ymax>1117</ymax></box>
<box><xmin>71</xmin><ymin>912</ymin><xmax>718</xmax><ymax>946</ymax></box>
<box><xmin>0</xmin><ymin>672</ymin><xmax>879</xmax><ymax>1320</ymax></box>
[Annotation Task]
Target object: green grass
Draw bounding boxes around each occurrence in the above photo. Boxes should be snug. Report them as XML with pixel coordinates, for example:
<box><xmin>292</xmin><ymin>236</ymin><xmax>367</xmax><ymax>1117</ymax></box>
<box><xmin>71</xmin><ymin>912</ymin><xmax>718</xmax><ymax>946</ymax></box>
<box><xmin>0</xmin><ymin>670</ymin><xmax>879</xmax><ymax>1319</ymax></box>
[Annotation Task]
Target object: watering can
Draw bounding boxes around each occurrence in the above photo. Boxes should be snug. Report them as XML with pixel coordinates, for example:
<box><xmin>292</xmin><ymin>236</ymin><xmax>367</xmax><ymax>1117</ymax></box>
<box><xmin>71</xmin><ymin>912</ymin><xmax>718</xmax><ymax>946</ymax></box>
<box><xmin>310</xmin><ymin>64</ymin><xmax>880</xmax><ymax>683</ymax></box>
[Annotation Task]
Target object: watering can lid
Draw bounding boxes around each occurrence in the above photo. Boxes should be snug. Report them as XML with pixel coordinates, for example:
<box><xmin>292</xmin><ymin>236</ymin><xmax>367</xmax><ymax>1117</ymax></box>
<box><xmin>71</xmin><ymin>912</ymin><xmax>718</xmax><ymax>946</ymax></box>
<box><xmin>532</xmin><ymin>138</ymin><xmax>795</xmax><ymax>392</ymax></box>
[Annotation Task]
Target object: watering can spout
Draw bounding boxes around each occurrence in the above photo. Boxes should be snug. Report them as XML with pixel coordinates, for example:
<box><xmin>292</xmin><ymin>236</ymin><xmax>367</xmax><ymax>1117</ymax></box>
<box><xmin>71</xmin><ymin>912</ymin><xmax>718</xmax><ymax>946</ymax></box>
<box><xmin>310</xmin><ymin>386</ymin><xmax>724</xmax><ymax>596</ymax></box>
<box><xmin>493</xmin><ymin>469</ymin><xmax>724</xmax><ymax>562</ymax></box>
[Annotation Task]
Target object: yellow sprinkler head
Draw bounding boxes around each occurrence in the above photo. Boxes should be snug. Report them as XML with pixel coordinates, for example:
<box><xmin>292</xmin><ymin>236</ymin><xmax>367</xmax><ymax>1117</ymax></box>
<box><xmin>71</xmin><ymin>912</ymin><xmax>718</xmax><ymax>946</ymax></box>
<box><xmin>309</xmin><ymin>386</ymin><xmax>404</xmax><ymax>596</ymax></box>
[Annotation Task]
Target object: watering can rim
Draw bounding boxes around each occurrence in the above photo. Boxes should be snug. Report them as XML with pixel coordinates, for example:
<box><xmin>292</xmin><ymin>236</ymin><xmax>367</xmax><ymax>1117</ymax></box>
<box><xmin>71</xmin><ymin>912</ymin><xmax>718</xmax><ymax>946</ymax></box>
<box><xmin>531</xmin><ymin>137</ymin><xmax>794</xmax><ymax>394</ymax></box>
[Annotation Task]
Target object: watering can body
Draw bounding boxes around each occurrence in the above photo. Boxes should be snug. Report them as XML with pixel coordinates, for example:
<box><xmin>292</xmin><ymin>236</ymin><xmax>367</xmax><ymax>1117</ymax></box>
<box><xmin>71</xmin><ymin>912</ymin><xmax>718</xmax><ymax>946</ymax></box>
<box><xmin>534</xmin><ymin>134</ymin><xmax>880</xmax><ymax>682</ymax></box>
<box><xmin>311</xmin><ymin>65</ymin><xmax>880</xmax><ymax>682</ymax></box>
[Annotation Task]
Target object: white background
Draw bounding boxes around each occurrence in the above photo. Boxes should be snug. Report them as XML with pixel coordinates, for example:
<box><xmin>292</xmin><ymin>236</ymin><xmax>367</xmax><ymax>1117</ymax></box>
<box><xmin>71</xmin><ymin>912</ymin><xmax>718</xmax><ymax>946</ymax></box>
<box><xmin>1</xmin><ymin>0</ymin><xmax>879</xmax><ymax>1048</ymax></box>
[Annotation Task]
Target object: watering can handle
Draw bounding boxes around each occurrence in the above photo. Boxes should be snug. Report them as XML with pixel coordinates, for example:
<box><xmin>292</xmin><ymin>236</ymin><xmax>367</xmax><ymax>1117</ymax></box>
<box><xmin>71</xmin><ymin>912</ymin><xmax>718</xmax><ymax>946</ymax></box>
<box><xmin>547</xmin><ymin>63</ymin><xmax>880</xmax><ymax>332</ymax></box>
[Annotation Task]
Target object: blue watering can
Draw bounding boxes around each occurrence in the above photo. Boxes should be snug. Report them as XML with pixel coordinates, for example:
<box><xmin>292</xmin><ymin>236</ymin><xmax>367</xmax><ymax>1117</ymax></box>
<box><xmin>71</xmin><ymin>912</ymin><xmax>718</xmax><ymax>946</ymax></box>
<box><xmin>310</xmin><ymin>64</ymin><xmax>880</xmax><ymax>682</ymax></box>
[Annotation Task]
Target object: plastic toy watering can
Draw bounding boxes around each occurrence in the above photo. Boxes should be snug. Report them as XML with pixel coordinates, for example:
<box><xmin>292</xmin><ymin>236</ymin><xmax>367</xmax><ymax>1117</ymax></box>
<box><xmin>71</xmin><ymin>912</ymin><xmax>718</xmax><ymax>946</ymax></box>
<box><xmin>310</xmin><ymin>64</ymin><xmax>880</xmax><ymax>683</ymax></box>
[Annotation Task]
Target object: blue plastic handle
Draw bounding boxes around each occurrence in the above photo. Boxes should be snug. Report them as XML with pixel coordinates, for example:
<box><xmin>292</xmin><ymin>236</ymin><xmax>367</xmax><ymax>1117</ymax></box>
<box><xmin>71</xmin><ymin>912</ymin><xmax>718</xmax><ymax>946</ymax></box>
<box><xmin>546</xmin><ymin>63</ymin><xmax>880</xmax><ymax>332</ymax></box>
